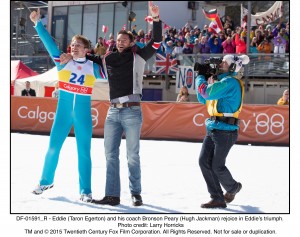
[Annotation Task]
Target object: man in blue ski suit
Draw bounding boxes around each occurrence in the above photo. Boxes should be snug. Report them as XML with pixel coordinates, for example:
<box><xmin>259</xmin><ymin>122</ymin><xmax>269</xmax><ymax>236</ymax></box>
<box><xmin>30</xmin><ymin>9</ymin><xmax>106</xmax><ymax>202</ymax></box>
<box><xmin>196</xmin><ymin>54</ymin><xmax>249</xmax><ymax>208</ymax></box>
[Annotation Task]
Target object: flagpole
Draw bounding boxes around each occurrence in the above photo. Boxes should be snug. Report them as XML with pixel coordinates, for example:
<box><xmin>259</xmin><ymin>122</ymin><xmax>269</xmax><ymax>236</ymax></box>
<box><xmin>245</xmin><ymin>1</ymin><xmax>252</xmax><ymax>92</ymax></box>
<box><xmin>246</xmin><ymin>1</ymin><xmax>251</xmax><ymax>54</ymax></box>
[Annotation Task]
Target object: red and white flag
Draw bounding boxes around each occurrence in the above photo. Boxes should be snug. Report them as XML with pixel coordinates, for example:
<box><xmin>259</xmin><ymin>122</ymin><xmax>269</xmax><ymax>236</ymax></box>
<box><xmin>164</xmin><ymin>23</ymin><xmax>170</xmax><ymax>29</ymax></box>
<box><xmin>202</xmin><ymin>8</ymin><xmax>223</xmax><ymax>33</ymax></box>
<box><xmin>208</xmin><ymin>20</ymin><xmax>222</xmax><ymax>33</ymax></box>
<box><xmin>102</xmin><ymin>25</ymin><xmax>108</xmax><ymax>34</ymax></box>
<box><xmin>145</xmin><ymin>15</ymin><xmax>153</xmax><ymax>24</ymax></box>
<box><xmin>241</xmin><ymin>1</ymin><xmax>283</xmax><ymax>26</ymax></box>
<box><xmin>122</xmin><ymin>24</ymin><xmax>126</xmax><ymax>30</ymax></box>
<box><xmin>241</xmin><ymin>4</ymin><xmax>248</xmax><ymax>28</ymax></box>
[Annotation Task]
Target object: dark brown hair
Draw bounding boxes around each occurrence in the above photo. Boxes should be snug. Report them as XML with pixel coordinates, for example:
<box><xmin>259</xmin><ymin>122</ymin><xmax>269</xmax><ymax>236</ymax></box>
<box><xmin>118</xmin><ymin>30</ymin><xmax>134</xmax><ymax>42</ymax></box>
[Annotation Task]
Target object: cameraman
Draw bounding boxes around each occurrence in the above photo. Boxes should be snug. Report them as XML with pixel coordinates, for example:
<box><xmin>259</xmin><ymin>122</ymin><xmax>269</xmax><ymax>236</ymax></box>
<box><xmin>195</xmin><ymin>54</ymin><xmax>249</xmax><ymax>209</ymax></box>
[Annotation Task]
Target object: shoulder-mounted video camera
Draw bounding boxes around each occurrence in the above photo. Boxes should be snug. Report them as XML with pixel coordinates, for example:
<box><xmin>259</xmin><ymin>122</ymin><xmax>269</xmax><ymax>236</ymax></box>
<box><xmin>194</xmin><ymin>57</ymin><xmax>223</xmax><ymax>80</ymax></box>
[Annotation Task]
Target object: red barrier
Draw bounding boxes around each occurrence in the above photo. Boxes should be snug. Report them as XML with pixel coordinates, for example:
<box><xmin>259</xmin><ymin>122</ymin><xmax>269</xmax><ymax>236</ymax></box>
<box><xmin>11</xmin><ymin>97</ymin><xmax>289</xmax><ymax>145</ymax></box>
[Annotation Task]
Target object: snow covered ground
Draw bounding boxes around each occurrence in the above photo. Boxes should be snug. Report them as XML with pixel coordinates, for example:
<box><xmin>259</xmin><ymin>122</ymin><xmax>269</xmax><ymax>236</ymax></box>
<box><xmin>6</xmin><ymin>133</ymin><xmax>299</xmax><ymax>237</ymax></box>
<box><xmin>10</xmin><ymin>133</ymin><xmax>289</xmax><ymax>214</ymax></box>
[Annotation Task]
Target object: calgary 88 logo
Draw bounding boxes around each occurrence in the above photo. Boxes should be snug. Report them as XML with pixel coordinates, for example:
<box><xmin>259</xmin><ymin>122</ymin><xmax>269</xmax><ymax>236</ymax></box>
<box><xmin>255</xmin><ymin>113</ymin><xmax>285</xmax><ymax>135</ymax></box>
<box><xmin>91</xmin><ymin>108</ymin><xmax>99</xmax><ymax>128</ymax></box>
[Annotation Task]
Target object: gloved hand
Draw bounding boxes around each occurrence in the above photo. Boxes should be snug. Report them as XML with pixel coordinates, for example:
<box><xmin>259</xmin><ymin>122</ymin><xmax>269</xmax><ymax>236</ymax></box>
<box><xmin>196</xmin><ymin>63</ymin><xmax>211</xmax><ymax>80</ymax></box>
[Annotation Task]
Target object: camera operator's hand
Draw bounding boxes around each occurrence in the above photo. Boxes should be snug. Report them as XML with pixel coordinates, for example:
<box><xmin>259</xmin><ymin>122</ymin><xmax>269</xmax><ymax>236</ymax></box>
<box><xmin>196</xmin><ymin>63</ymin><xmax>210</xmax><ymax>77</ymax></box>
<box><xmin>207</xmin><ymin>76</ymin><xmax>216</xmax><ymax>84</ymax></box>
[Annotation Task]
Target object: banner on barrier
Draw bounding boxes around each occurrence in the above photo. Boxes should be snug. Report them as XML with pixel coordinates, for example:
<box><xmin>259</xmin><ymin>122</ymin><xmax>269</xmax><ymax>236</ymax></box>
<box><xmin>176</xmin><ymin>66</ymin><xmax>196</xmax><ymax>94</ymax></box>
<box><xmin>11</xmin><ymin>97</ymin><xmax>289</xmax><ymax>145</ymax></box>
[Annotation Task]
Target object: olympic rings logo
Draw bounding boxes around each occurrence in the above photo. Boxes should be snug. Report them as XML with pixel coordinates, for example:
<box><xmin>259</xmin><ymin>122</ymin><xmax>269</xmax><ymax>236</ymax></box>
<box><xmin>192</xmin><ymin>112</ymin><xmax>286</xmax><ymax>136</ymax></box>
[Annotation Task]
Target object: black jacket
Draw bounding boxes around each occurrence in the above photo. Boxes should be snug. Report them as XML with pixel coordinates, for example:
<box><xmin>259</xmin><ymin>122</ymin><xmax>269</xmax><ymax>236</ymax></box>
<box><xmin>87</xmin><ymin>21</ymin><xmax>162</xmax><ymax>100</ymax></box>
<box><xmin>21</xmin><ymin>88</ymin><xmax>36</xmax><ymax>96</ymax></box>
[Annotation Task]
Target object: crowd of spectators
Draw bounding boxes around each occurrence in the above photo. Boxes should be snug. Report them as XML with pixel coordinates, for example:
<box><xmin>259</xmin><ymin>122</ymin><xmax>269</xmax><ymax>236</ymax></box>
<box><xmin>159</xmin><ymin>20</ymin><xmax>289</xmax><ymax>57</ymax></box>
<box><xmin>87</xmin><ymin>16</ymin><xmax>289</xmax><ymax>60</ymax></box>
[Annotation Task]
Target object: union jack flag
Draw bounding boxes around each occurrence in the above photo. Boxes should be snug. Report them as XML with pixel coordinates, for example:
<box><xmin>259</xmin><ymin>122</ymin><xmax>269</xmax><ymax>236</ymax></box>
<box><xmin>155</xmin><ymin>52</ymin><xmax>178</xmax><ymax>75</ymax></box>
